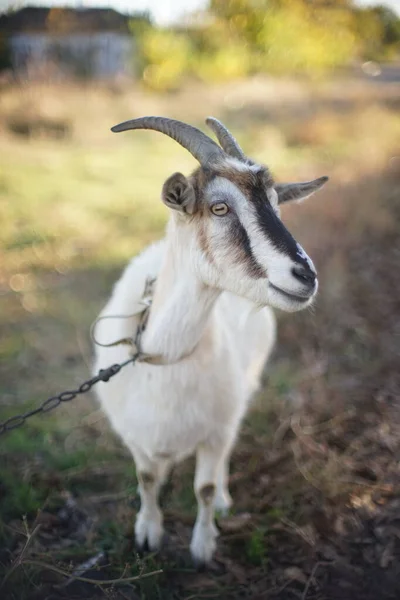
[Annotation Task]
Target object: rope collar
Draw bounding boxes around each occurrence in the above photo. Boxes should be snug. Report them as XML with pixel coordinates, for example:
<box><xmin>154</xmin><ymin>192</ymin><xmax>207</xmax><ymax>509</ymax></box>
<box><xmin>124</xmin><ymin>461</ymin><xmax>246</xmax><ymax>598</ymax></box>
<box><xmin>91</xmin><ymin>276</ymin><xmax>196</xmax><ymax>366</ymax></box>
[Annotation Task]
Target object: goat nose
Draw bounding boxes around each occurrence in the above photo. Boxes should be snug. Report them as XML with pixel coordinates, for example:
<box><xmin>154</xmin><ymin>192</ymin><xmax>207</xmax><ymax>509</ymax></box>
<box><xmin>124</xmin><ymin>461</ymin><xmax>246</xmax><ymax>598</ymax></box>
<box><xmin>291</xmin><ymin>264</ymin><xmax>317</xmax><ymax>287</ymax></box>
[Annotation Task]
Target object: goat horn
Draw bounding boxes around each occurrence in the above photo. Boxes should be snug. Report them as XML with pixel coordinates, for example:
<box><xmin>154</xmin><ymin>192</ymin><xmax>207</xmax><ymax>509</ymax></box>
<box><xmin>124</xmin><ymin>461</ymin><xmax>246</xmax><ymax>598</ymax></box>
<box><xmin>111</xmin><ymin>116</ymin><xmax>225</xmax><ymax>166</ymax></box>
<box><xmin>205</xmin><ymin>117</ymin><xmax>246</xmax><ymax>161</ymax></box>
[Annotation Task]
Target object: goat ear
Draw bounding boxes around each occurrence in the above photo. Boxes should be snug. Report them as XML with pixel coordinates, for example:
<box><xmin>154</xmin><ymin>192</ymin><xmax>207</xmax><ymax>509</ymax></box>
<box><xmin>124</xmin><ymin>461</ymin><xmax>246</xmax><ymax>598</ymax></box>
<box><xmin>162</xmin><ymin>172</ymin><xmax>197</xmax><ymax>215</ymax></box>
<box><xmin>275</xmin><ymin>176</ymin><xmax>328</xmax><ymax>205</ymax></box>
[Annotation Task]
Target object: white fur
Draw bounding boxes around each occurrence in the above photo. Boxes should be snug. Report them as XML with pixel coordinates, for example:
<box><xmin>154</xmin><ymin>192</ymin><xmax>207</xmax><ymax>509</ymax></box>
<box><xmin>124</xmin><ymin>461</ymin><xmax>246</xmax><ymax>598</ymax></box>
<box><xmin>94</xmin><ymin>237</ymin><xmax>275</xmax><ymax>563</ymax></box>
<box><xmin>224</xmin><ymin>156</ymin><xmax>264</xmax><ymax>173</ymax></box>
<box><xmin>93</xmin><ymin>171</ymin><xmax>317</xmax><ymax>564</ymax></box>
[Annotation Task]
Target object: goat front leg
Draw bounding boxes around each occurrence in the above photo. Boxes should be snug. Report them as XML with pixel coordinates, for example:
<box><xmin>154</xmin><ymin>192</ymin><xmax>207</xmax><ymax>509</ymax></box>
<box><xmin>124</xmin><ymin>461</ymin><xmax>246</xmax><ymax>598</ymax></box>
<box><xmin>191</xmin><ymin>441</ymin><xmax>228</xmax><ymax>565</ymax></box>
<box><xmin>129</xmin><ymin>446</ymin><xmax>165</xmax><ymax>551</ymax></box>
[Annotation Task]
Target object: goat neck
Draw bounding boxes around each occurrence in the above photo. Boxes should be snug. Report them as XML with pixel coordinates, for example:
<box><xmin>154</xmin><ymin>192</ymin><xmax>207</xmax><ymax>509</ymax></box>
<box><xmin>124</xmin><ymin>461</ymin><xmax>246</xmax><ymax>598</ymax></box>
<box><xmin>140</xmin><ymin>218</ymin><xmax>220</xmax><ymax>364</ymax></box>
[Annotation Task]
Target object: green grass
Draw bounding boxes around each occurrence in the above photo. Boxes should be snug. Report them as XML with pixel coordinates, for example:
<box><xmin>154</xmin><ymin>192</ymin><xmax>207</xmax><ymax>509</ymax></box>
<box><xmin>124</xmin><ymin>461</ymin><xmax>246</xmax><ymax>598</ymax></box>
<box><xmin>245</xmin><ymin>528</ymin><xmax>269</xmax><ymax>566</ymax></box>
<box><xmin>0</xmin><ymin>411</ymin><xmax>147</xmax><ymax>599</ymax></box>
<box><xmin>0</xmin><ymin>415</ymin><xmax>123</xmax><ymax>521</ymax></box>
<box><xmin>1</xmin><ymin>85</ymin><xmax>398</xmax><ymax>277</ymax></box>
<box><xmin>0</xmin><ymin>144</ymin><xmax>170</xmax><ymax>272</ymax></box>
<box><xmin>0</xmin><ymin>470</ymin><xmax>45</xmax><ymax>523</ymax></box>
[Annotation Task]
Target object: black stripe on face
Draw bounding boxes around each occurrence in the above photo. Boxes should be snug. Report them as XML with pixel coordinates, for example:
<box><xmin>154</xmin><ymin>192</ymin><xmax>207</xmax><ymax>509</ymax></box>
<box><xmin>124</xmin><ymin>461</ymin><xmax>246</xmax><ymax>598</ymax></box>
<box><xmin>227</xmin><ymin>218</ymin><xmax>265</xmax><ymax>279</ymax></box>
<box><xmin>249</xmin><ymin>185</ymin><xmax>300</xmax><ymax>261</ymax></box>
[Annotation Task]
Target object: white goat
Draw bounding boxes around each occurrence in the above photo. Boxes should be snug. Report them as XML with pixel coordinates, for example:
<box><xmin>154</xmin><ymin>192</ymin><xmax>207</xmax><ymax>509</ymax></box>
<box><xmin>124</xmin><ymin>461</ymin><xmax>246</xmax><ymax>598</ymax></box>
<box><xmin>93</xmin><ymin>116</ymin><xmax>328</xmax><ymax>564</ymax></box>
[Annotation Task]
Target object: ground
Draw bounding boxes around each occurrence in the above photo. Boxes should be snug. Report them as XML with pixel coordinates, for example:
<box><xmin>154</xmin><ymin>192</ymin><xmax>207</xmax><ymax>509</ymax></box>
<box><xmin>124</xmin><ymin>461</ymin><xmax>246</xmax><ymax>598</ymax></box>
<box><xmin>0</xmin><ymin>73</ymin><xmax>399</xmax><ymax>599</ymax></box>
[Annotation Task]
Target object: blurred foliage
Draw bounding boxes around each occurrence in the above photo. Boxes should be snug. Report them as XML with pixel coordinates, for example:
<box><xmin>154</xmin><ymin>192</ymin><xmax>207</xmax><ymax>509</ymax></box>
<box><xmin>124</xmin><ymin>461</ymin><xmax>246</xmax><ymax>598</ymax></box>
<box><xmin>0</xmin><ymin>33</ymin><xmax>11</xmax><ymax>71</ymax></box>
<box><xmin>131</xmin><ymin>0</ymin><xmax>400</xmax><ymax>90</ymax></box>
<box><xmin>141</xmin><ymin>29</ymin><xmax>192</xmax><ymax>91</ymax></box>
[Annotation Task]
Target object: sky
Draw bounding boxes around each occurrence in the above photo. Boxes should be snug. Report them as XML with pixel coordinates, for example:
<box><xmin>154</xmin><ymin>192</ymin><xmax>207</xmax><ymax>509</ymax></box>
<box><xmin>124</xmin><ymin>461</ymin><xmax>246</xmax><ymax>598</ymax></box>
<box><xmin>1</xmin><ymin>0</ymin><xmax>399</xmax><ymax>24</ymax></box>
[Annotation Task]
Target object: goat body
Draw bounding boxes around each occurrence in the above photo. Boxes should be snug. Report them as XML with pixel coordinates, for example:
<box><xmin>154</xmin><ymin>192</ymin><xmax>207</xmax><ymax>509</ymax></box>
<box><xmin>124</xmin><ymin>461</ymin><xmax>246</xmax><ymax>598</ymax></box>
<box><xmin>94</xmin><ymin>235</ymin><xmax>275</xmax><ymax>562</ymax></box>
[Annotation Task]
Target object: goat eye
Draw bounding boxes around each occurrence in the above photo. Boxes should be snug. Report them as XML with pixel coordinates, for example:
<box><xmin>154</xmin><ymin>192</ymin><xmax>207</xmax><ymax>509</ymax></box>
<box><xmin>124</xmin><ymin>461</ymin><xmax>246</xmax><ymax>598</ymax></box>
<box><xmin>211</xmin><ymin>202</ymin><xmax>229</xmax><ymax>216</ymax></box>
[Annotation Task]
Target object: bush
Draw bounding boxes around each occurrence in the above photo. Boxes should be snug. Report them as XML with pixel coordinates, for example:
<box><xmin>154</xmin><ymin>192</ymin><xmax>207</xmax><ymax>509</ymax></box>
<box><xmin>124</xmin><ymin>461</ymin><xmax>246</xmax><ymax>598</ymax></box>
<box><xmin>130</xmin><ymin>0</ymin><xmax>400</xmax><ymax>90</ymax></box>
<box><xmin>194</xmin><ymin>44</ymin><xmax>251</xmax><ymax>82</ymax></box>
<box><xmin>257</xmin><ymin>3</ymin><xmax>357</xmax><ymax>74</ymax></box>
<box><xmin>136</xmin><ymin>28</ymin><xmax>192</xmax><ymax>91</ymax></box>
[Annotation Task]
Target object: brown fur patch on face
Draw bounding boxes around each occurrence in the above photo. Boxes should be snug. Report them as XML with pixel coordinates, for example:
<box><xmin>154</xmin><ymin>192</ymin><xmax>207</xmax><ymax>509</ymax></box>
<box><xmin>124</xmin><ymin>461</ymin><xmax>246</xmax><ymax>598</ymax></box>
<box><xmin>189</xmin><ymin>167</ymin><xmax>217</xmax><ymax>208</ymax></box>
<box><xmin>216</xmin><ymin>165</ymin><xmax>274</xmax><ymax>196</ymax></box>
<box><xmin>188</xmin><ymin>164</ymin><xmax>273</xmax><ymax>210</ymax></box>
<box><xmin>190</xmin><ymin>167</ymin><xmax>218</xmax><ymax>264</ymax></box>
<box><xmin>197</xmin><ymin>219</ymin><xmax>215</xmax><ymax>266</ymax></box>
<box><xmin>199</xmin><ymin>483</ymin><xmax>215</xmax><ymax>505</ymax></box>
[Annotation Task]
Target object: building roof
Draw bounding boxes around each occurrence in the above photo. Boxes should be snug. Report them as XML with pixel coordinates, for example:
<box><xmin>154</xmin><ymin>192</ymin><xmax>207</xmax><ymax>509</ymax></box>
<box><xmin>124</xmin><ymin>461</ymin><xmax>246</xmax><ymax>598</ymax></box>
<box><xmin>0</xmin><ymin>6</ymin><xmax>131</xmax><ymax>35</ymax></box>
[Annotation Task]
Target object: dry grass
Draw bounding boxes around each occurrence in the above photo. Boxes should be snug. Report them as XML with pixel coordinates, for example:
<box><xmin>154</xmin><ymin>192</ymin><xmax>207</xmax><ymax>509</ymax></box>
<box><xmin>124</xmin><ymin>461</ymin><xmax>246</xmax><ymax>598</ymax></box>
<box><xmin>0</xmin><ymin>74</ymin><xmax>400</xmax><ymax>599</ymax></box>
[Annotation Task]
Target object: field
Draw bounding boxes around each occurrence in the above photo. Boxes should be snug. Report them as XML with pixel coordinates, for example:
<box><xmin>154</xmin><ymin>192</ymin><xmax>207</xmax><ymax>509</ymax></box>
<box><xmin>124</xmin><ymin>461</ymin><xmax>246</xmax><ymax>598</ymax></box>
<box><xmin>0</xmin><ymin>73</ymin><xmax>400</xmax><ymax>599</ymax></box>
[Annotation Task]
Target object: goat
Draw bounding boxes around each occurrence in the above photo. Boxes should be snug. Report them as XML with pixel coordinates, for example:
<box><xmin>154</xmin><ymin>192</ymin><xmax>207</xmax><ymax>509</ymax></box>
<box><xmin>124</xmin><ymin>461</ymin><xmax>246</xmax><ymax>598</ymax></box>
<box><xmin>93</xmin><ymin>116</ymin><xmax>328</xmax><ymax>564</ymax></box>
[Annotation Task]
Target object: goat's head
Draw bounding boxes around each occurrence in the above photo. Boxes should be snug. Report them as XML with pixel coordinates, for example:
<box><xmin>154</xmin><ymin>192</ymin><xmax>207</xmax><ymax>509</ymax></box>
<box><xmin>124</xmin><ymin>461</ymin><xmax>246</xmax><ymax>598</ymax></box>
<box><xmin>112</xmin><ymin>116</ymin><xmax>328</xmax><ymax>312</ymax></box>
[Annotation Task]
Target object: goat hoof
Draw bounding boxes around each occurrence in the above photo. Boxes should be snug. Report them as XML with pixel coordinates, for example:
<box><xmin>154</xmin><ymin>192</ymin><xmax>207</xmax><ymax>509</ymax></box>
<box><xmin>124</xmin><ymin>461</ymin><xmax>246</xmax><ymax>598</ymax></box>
<box><xmin>135</xmin><ymin>512</ymin><xmax>163</xmax><ymax>552</ymax></box>
<box><xmin>190</xmin><ymin>523</ymin><xmax>218</xmax><ymax>565</ymax></box>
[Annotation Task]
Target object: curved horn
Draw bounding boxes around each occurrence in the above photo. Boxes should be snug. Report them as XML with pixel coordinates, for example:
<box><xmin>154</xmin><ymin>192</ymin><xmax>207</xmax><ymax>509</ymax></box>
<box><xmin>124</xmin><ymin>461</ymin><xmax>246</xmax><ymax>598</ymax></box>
<box><xmin>111</xmin><ymin>116</ymin><xmax>225</xmax><ymax>166</ymax></box>
<box><xmin>205</xmin><ymin>117</ymin><xmax>246</xmax><ymax>161</ymax></box>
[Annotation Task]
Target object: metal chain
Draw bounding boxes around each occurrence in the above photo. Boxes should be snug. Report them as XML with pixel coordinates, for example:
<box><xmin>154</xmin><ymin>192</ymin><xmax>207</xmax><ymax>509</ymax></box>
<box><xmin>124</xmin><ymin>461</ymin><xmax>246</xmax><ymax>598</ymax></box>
<box><xmin>0</xmin><ymin>276</ymin><xmax>158</xmax><ymax>438</ymax></box>
<box><xmin>0</xmin><ymin>354</ymin><xmax>139</xmax><ymax>437</ymax></box>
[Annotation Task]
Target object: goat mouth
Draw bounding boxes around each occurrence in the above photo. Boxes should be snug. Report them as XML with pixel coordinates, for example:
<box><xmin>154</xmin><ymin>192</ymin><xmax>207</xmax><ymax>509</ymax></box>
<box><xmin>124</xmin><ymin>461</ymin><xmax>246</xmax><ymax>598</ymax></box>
<box><xmin>268</xmin><ymin>282</ymin><xmax>313</xmax><ymax>303</ymax></box>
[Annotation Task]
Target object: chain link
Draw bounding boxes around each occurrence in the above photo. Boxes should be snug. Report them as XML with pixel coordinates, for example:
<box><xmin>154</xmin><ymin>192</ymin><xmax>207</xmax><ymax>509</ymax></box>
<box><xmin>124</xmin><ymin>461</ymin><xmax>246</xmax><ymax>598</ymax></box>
<box><xmin>0</xmin><ymin>355</ymin><xmax>139</xmax><ymax>437</ymax></box>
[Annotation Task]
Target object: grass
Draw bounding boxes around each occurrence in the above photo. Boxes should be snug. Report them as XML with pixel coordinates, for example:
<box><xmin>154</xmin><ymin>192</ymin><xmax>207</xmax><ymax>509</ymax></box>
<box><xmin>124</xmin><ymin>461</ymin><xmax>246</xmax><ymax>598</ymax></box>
<box><xmin>1</xmin><ymin>75</ymin><xmax>400</xmax><ymax>598</ymax></box>
<box><xmin>245</xmin><ymin>528</ymin><xmax>269</xmax><ymax>566</ymax></box>
<box><xmin>0</xmin><ymin>416</ymin><xmax>121</xmax><ymax>522</ymax></box>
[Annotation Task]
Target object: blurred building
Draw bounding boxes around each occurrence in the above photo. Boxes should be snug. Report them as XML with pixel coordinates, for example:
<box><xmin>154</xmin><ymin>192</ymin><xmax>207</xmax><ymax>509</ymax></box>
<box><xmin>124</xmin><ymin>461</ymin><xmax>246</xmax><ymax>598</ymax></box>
<box><xmin>0</xmin><ymin>6</ymin><xmax>137</xmax><ymax>79</ymax></box>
